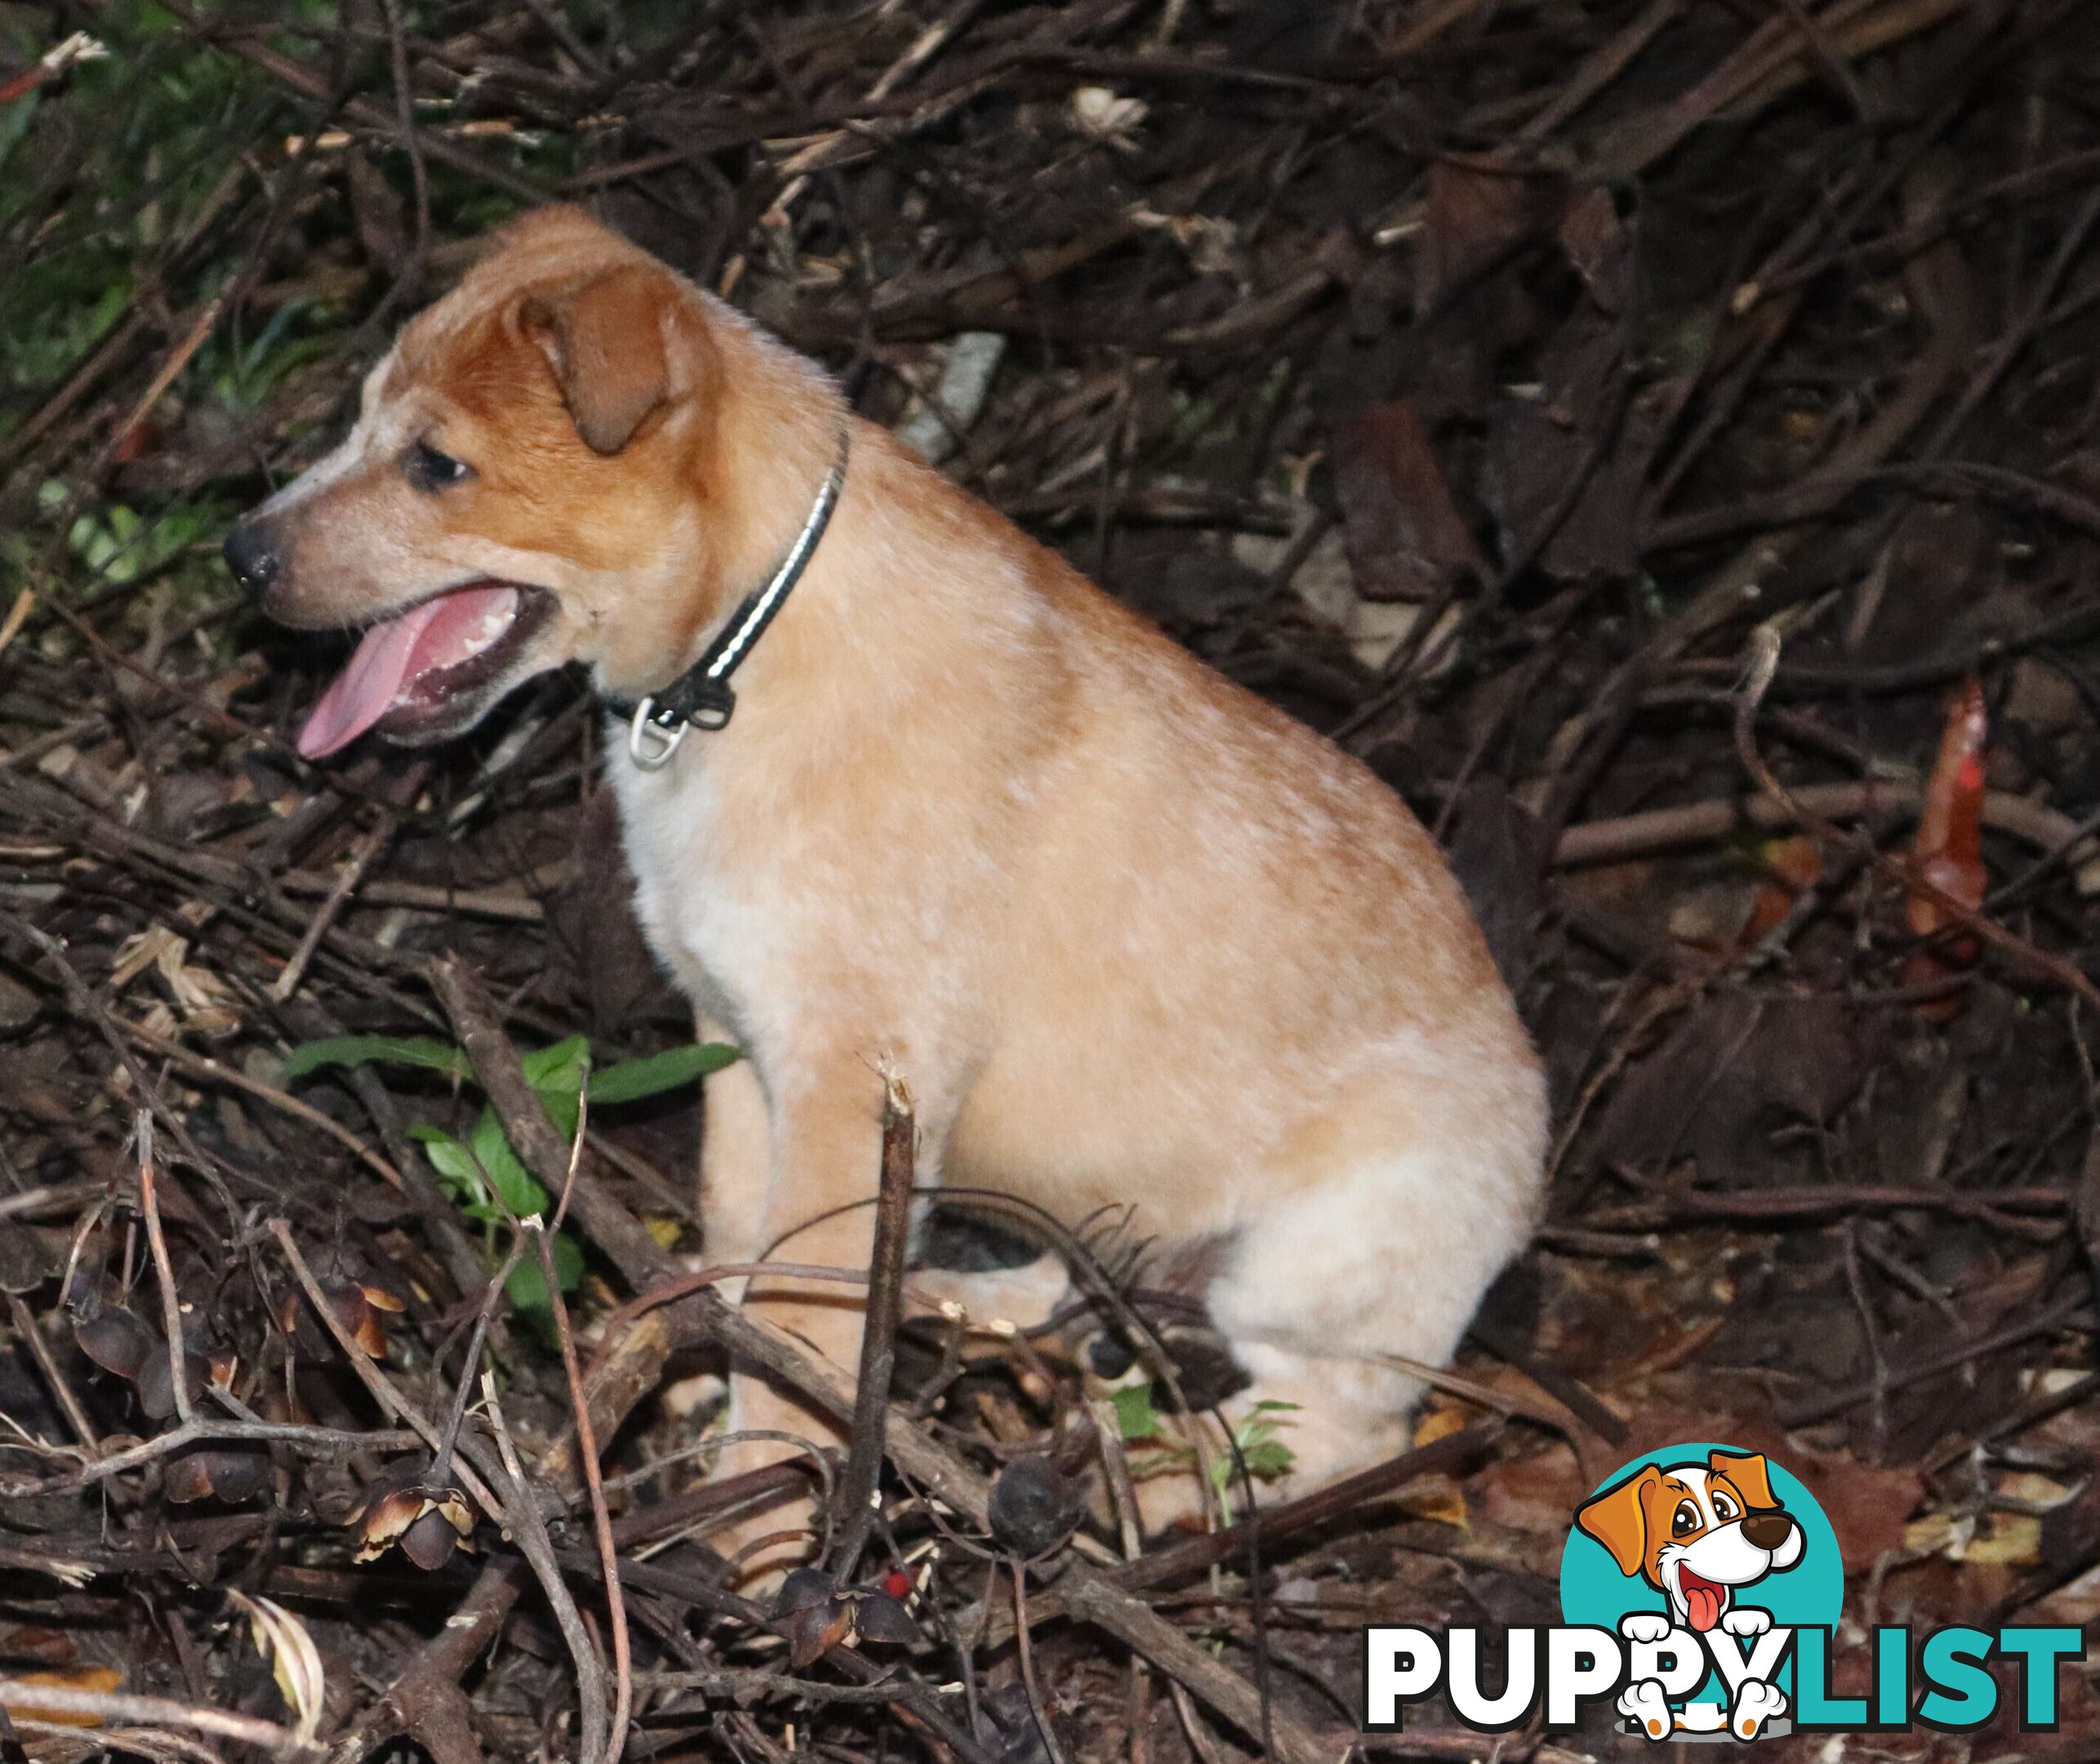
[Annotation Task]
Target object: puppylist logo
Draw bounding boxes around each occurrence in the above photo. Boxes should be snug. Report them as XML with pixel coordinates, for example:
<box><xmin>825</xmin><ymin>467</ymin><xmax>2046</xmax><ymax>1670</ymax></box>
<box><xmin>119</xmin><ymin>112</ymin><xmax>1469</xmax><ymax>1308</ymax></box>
<box><xmin>1364</xmin><ymin>1441</ymin><xmax>2085</xmax><ymax>1742</ymax></box>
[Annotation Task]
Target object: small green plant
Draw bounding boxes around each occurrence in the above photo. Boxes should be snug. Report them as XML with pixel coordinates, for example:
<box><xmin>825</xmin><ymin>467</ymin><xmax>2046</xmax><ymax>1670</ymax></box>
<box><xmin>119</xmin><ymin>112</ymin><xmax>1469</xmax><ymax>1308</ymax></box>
<box><xmin>285</xmin><ymin>1033</ymin><xmax>738</xmax><ymax>1313</ymax></box>
<box><xmin>1111</xmin><ymin>1378</ymin><xmax>1298</xmax><ymax>1521</ymax></box>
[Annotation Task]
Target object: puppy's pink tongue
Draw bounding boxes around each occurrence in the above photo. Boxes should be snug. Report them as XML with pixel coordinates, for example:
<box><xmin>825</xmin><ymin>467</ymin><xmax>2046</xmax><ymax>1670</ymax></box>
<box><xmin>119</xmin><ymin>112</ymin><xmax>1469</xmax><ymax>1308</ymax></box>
<box><xmin>1685</xmin><ymin>1583</ymin><xmax>1723</xmax><ymax>1633</ymax></box>
<box><xmin>298</xmin><ymin>586</ymin><xmax>517</xmax><ymax>760</ymax></box>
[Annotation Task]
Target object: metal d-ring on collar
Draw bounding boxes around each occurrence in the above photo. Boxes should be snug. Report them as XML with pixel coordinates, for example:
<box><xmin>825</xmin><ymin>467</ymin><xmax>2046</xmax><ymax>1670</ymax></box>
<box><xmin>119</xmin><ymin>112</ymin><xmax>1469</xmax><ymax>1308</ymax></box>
<box><xmin>620</xmin><ymin>426</ymin><xmax>852</xmax><ymax>770</ymax></box>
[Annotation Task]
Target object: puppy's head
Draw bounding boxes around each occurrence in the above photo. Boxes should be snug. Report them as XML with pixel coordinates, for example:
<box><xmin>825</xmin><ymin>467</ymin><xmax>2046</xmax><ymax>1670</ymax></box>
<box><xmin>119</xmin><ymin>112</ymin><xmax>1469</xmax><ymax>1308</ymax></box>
<box><xmin>227</xmin><ymin>206</ymin><xmax>779</xmax><ymax>759</ymax></box>
<box><xmin>1574</xmin><ymin>1450</ymin><xmax>1804</xmax><ymax>1633</ymax></box>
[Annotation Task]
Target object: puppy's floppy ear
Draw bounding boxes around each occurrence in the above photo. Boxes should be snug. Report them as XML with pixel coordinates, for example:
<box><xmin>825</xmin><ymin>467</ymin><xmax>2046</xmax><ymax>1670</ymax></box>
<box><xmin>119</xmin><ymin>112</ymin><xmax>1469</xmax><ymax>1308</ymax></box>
<box><xmin>1575</xmin><ymin>1465</ymin><xmax>1658</xmax><ymax>1577</ymax></box>
<box><xmin>1710</xmin><ymin>1450</ymin><xmax>1778</xmax><ymax>1509</ymax></box>
<box><xmin>521</xmin><ymin>264</ymin><xmax>678</xmax><ymax>456</ymax></box>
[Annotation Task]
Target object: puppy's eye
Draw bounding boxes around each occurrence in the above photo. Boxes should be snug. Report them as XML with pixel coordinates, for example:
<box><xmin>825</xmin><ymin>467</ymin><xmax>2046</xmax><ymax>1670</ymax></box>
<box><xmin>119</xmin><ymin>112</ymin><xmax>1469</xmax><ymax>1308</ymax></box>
<box><xmin>1712</xmin><ymin>1493</ymin><xmax>1737</xmax><ymax>1520</ymax></box>
<box><xmin>1672</xmin><ymin>1501</ymin><xmax>1701</xmax><ymax>1536</ymax></box>
<box><xmin>404</xmin><ymin>440</ymin><xmax>474</xmax><ymax>492</ymax></box>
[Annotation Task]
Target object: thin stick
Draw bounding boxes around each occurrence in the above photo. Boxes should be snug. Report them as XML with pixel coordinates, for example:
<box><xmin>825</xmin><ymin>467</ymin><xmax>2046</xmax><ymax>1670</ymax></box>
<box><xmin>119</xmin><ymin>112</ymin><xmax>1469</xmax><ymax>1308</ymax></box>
<box><xmin>430</xmin><ymin>1235</ymin><xmax>527</xmax><ymax>1490</ymax></box>
<box><xmin>133</xmin><ymin>1111</ymin><xmax>193</xmax><ymax>1425</ymax></box>
<box><xmin>1012</xmin><ymin>1566</ymin><xmax>1074</xmax><ymax>1764</ymax></box>
<box><xmin>530</xmin><ymin>1079</ymin><xmax>632</xmax><ymax>1762</ymax></box>
<box><xmin>485</xmin><ymin>1369</ymin><xmax>612</xmax><ymax>1764</ymax></box>
<box><xmin>0</xmin><ymin>1678</ymin><xmax>317</xmax><ymax>1755</ymax></box>
<box><xmin>1554</xmin><ymin>777</ymin><xmax>2093</xmax><ymax>871</ymax></box>
<box><xmin>6</xmin><ymin>1295</ymin><xmax>96</xmax><ymax>1450</ymax></box>
<box><xmin>829</xmin><ymin>1071</ymin><xmax>916</xmax><ymax>1580</ymax></box>
<box><xmin>0</xmin><ymin>1416</ymin><xmax>424</xmax><ymax>1498</ymax></box>
<box><xmin>271</xmin><ymin>814</ymin><xmax>396</xmax><ymax>1002</ymax></box>
<box><xmin>265</xmin><ymin>1219</ymin><xmax>502</xmax><ymax>1520</ymax></box>
<box><xmin>118</xmin><ymin>1013</ymin><xmax>403</xmax><ymax>1187</ymax></box>
<box><xmin>430</xmin><ymin>956</ymin><xmax>668</xmax><ymax>1287</ymax></box>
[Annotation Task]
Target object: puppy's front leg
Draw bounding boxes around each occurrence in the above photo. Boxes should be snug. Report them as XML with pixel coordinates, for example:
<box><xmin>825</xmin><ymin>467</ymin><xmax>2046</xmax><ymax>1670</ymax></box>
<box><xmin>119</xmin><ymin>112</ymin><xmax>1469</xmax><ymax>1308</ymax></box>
<box><xmin>710</xmin><ymin>1062</ymin><xmax>903</xmax><ymax>1584</ymax></box>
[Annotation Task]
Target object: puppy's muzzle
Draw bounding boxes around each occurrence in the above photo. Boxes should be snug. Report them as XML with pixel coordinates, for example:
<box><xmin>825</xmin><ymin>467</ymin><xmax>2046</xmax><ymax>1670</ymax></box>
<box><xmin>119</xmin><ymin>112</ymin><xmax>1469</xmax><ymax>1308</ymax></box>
<box><xmin>1741</xmin><ymin>1511</ymin><xmax>1795</xmax><ymax>1552</ymax></box>
<box><xmin>223</xmin><ymin>520</ymin><xmax>283</xmax><ymax>593</ymax></box>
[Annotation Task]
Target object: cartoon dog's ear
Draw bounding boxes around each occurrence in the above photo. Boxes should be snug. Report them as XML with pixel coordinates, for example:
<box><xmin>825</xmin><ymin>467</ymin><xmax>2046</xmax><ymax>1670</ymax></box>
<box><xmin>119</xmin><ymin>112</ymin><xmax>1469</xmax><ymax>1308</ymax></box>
<box><xmin>1576</xmin><ymin>1466</ymin><xmax>1658</xmax><ymax>1577</ymax></box>
<box><xmin>521</xmin><ymin>264</ymin><xmax>683</xmax><ymax>456</ymax></box>
<box><xmin>1710</xmin><ymin>1450</ymin><xmax>1777</xmax><ymax>1509</ymax></box>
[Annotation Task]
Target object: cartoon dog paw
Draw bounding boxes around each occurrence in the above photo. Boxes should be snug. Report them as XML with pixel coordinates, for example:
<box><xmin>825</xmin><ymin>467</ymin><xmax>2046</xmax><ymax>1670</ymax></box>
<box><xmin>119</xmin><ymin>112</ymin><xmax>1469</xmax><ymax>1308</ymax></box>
<box><xmin>1618</xmin><ymin>1679</ymin><xmax>1675</xmax><ymax>1741</ymax></box>
<box><xmin>1730</xmin><ymin>1679</ymin><xmax>1786</xmax><ymax>1740</ymax></box>
<box><xmin>1721</xmin><ymin>1606</ymin><xmax>1772</xmax><ymax>1637</ymax></box>
<box><xmin>1619</xmin><ymin>1612</ymin><xmax>1672</xmax><ymax>1644</ymax></box>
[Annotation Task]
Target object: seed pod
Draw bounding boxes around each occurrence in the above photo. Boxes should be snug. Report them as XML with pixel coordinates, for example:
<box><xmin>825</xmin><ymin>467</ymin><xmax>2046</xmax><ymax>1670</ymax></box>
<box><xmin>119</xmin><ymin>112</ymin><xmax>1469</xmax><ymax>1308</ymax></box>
<box><xmin>134</xmin><ymin>1348</ymin><xmax>210</xmax><ymax>1422</ymax></box>
<box><xmin>770</xmin><ymin>1566</ymin><xmax>838</xmax><ymax>1619</ymax></box>
<box><xmin>852</xmin><ymin>1588</ymin><xmax>920</xmax><ymax>1646</ymax></box>
<box><xmin>73</xmin><ymin>1307</ymin><xmax>153</xmax><ymax>1380</ymax></box>
<box><xmin>400</xmin><ymin>1506</ymin><xmax>465</xmax><ymax>1572</ymax></box>
<box><xmin>321</xmin><ymin>1282</ymin><xmax>387</xmax><ymax>1359</ymax></box>
<box><xmin>782</xmin><ymin>1596</ymin><xmax>854</xmax><ymax>1668</ymax></box>
<box><xmin>166</xmin><ymin>1446</ymin><xmax>274</xmax><ymax>1505</ymax></box>
<box><xmin>350</xmin><ymin>1459</ymin><xmax>474</xmax><ymax>1568</ymax></box>
<box><xmin>988</xmin><ymin>1454</ymin><xmax>1082</xmax><ymax>1560</ymax></box>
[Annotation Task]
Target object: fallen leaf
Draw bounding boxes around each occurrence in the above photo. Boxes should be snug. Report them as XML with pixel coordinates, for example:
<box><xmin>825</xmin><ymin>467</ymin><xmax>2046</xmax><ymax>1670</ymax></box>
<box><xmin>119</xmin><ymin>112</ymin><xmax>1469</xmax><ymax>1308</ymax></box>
<box><xmin>1416</xmin><ymin>163</ymin><xmax>1551</xmax><ymax>315</ymax></box>
<box><xmin>1</xmin><ymin>1665</ymin><xmax>122</xmax><ymax>1728</ymax></box>
<box><xmin>1329</xmin><ymin>400</ymin><xmax>1484</xmax><ymax>603</ymax></box>
<box><xmin>1909</xmin><ymin>677</ymin><xmax>1989</xmax><ymax>940</ymax></box>
<box><xmin>228</xmin><ymin>1592</ymin><xmax>325</xmax><ymax>1743</ymax></box>
<box><xmin>1399</xmin><ymin>1472</ymin><xmax>1470</xmax><ymax>1530</ymax></box>
<box><xmin>1955</xmin><ymin>1512</ymin><xmax>2041</xmax><ymax>1567</ymax></box>
<box><xmin>1742</xmin><ymin>835</ymin><xmax>1822</xmax><ymax>942</ymax></box>
<box><xmin>1903</xmin><ymin>678</ymin><xmax>1988</xmax><ymax>1009</ymax></box>
<box><xmin>1558</xmin><ymin>187</ymin><xmax>1630</xmax><ymax>313</ymax></box>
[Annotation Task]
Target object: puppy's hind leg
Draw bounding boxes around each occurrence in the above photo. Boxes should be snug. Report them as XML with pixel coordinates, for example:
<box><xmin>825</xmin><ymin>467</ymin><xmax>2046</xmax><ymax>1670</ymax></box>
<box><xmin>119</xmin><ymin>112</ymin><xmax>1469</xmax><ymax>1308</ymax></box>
<box><xmin>1133</xmin><ymin>1143</ymin><xmax>1529</xmax><ymax>1533</ymax></box>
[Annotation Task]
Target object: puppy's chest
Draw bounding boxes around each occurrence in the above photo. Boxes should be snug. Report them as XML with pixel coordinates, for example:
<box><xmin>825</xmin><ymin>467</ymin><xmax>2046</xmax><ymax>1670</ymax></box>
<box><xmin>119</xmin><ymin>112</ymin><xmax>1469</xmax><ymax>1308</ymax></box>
<box><xmin>609</xmin><ymin>753</ymin><xmax>803</xmax><ymax>1023</ymax></box>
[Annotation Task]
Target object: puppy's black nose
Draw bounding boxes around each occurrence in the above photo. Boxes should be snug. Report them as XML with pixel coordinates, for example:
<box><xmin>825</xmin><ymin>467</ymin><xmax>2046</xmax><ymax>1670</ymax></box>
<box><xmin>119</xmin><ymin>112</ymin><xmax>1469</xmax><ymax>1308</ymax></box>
<box><xmin>1742</xmin><ymin>1511</ymin><xmax>1795</xmax><ymax>1551</ymax></box>
<box><xmin>222</xmin><ymin>522</ymin><xmax>282</xmax><ymax>592</ymax></box>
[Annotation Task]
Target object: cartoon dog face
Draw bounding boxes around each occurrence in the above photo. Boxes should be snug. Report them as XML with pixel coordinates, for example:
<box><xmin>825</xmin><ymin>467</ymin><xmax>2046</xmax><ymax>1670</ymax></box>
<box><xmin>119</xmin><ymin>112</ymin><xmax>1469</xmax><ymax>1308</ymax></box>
<box><xmin>1576</xmin><ymin>1451</ymin><xmax>1804</xmax><ymax>1633</ymax></box>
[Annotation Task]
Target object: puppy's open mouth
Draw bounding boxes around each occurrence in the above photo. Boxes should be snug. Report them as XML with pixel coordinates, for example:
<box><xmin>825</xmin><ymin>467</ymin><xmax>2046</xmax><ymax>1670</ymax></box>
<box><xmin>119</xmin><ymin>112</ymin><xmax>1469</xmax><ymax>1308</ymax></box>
<box><xmin>299</xmin><ymin>581</ymin><xmax>552</xmax><ymax>760</ymax></box>
<box><xmin>1675</xmin><ymin>1565</ymin><xmax>1725</xmax><ymax>1633</ymax></box>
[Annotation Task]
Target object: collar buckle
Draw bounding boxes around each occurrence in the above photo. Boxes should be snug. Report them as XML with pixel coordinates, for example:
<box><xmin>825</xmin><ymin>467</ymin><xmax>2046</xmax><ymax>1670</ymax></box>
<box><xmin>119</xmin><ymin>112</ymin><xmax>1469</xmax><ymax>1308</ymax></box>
<box><xmin>626</xmin><ymin>698</ymin><xmax>689</xmax><ymax>770</ymax></box>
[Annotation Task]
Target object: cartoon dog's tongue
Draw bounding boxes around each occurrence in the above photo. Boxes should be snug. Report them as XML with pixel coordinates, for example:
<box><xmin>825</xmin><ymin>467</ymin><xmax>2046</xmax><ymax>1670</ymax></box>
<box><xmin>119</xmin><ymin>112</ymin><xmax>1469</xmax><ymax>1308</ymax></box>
<box><xmin>300</xmin><ymin>585</ymin><xmax>518</xmax><ymax>760</ymax></box>
<box><xmin>1680</xmin><ymin>1570</ymin><xmax>1724</xmax><ymax>1633</ymax></box>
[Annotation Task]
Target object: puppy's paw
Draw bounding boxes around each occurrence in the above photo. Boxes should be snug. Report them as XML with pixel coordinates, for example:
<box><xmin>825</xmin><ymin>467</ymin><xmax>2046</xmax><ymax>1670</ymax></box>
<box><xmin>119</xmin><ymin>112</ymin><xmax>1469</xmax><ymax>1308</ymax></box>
<box><xmin>1730</xmin><ymin>1678</ymin><xmax>1786</xmax><ymax>1740</ymax></box>
<box><xmin>1617</xmin><ymin>1679</ymin><xmax>1674</xmax><ymax>1741</ymax></box>
<box><xmin>1619</xmin><ymin>1611</ymin><xmax>1672</xmax><ymax>1644</ymax></box>
<box><xmin>1721</xmin><ymin>1606</ymin><xmax>1772</xmax><ymax>1637</ymax></box>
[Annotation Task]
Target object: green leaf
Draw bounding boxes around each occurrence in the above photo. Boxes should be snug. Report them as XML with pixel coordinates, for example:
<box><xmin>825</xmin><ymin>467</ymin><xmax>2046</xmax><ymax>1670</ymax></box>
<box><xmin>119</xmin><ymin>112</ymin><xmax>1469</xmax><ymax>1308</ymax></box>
<box><xmin>523</xmin><ymin>1036</ymin><xmax>590</xmax><ymax>1139</ymax></box>
<box><xmin>408</xmin><ymin>1125</ymin><xmax>487</xmax><ymax>1208</ymax></box>
<box><xmin>503</xmin><ymin>1232</ymin><xmax>584</xmax><ymax>1310</ymax></box>
<box><xmin>284</xmin><ymin>1036</ymin><xmax>469</xmax><ymax>1083</ymax></box>
<box><xmin>1237</xmin><ymin>1439</ymin><xmax>1297</xmax><ymax>1482</ymax></box>
<box><xmin>521</xmin><ymin>1035</ymin><xmax>590</xmax><ymax>1094</ymax></box>
<box><xmin>470</xmin><ymin>1107</ymin><xmax>550</xmax><ymax>1220</ymax></box>
<box><xmin>505</xmin><ymin>1255</ymin><xmax>554</xmax><ymax>1312</ymax></box>
<box><xmin>587</xmin><ymin>1042</ymin><xmax>741</xmax><ymax>1106</ymax></box>
<box><xmin>1111</xmin><ymin>1381</ymin><xmax>1161</xmax><ymax>1441</ymax></box>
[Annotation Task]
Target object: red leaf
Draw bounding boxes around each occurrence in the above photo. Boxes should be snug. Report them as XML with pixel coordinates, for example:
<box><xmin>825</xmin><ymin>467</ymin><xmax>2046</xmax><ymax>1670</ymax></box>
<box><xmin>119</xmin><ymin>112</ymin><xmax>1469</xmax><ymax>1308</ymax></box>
<box><xmin>1908</xmin><ymin>679</ymin><xmax>1987</xmax><ymax>942</ymax></box>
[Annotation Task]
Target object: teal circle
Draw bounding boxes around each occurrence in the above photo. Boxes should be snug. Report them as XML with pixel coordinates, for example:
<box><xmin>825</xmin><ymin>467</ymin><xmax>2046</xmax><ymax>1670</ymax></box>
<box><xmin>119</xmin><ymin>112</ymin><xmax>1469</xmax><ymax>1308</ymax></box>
<box><xmin>1559</xmin><ymin>1442</ymin><xmax>1844</xmax><ymax>1705</ymax></box>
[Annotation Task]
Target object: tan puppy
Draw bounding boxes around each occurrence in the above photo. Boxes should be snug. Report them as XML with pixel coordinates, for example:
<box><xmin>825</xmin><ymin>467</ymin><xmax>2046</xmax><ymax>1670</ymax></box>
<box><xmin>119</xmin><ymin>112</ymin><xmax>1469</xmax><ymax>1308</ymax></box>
<box><xmin>229</xmin><ymin>207</ymin><xmax>1546</xmax><ymax>1578</ymax></box>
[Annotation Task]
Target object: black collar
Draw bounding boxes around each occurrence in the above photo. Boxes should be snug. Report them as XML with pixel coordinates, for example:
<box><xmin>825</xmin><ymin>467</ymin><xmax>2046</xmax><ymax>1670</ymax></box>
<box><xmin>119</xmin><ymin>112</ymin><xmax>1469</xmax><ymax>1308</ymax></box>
<box><xmin>611</xmin><ymin>426</ymin><xmax>850</xmax><ymax>768</ymax></box>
